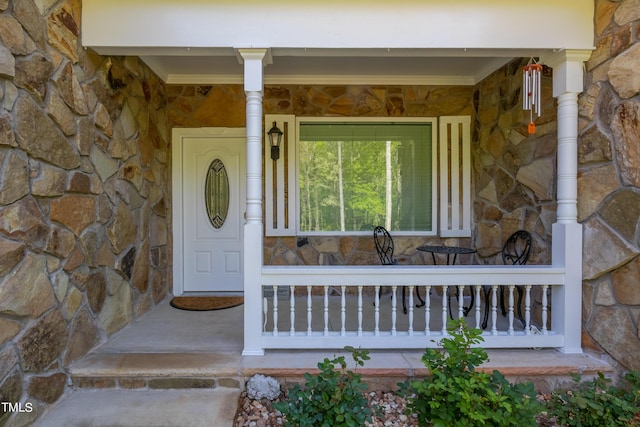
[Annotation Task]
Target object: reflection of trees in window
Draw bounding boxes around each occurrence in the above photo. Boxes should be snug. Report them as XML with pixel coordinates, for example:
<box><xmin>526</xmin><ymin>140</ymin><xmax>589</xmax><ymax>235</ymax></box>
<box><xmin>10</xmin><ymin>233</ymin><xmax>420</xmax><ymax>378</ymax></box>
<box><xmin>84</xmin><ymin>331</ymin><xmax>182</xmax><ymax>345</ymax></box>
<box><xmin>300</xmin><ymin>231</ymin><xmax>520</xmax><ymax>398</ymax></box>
<box><xmin>298</xmin><ymin>123</ymin><xmax>432</xmax><ymax>233</ymax></box>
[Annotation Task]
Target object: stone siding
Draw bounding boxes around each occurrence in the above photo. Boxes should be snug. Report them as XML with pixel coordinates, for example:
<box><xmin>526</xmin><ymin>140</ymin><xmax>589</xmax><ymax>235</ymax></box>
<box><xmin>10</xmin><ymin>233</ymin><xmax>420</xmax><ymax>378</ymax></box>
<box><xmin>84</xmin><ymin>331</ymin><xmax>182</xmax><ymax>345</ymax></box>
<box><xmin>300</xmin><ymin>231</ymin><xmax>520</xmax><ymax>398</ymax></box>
<box><xmin>0</xmin><ymin>0</ymin><xmax>170</xmax><ymax>424</ymax></box>
<box><xmin>472</xmin><ymin>59</ymin><xmax>555</xmax><ymax>266</ymax></box>
<box><xmin>579</xmin><ymin>0</ymin><xmax>640</xmax><ymax>371</ymax></box>
<box><xmin>168</xmin><ymin>84</ymin><xmax>478</xmax><ymax>266</ymax></box>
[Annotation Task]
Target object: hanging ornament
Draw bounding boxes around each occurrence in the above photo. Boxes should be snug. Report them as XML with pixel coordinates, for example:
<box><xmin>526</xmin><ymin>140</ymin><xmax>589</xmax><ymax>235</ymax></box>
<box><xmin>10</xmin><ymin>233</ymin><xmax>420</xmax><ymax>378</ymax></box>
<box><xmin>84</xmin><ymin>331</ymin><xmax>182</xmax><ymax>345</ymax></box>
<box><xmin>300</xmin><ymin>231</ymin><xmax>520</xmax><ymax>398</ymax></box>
<box><xmin>522</xmin><ymin>59</ymin><xmax>543</xmax><ymax>135</ymax></box>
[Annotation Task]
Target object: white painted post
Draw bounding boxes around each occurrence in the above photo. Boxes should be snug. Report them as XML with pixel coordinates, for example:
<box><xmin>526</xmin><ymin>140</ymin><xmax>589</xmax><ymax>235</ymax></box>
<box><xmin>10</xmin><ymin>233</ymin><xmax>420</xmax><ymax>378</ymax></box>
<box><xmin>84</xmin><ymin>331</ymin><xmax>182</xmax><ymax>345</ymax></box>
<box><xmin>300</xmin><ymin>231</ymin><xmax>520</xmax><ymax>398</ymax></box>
<box><xmin>542</xmin><ymin>50</ymin><xmax>592</xmax><ymax>354</ymax></box>
<box><xmin>240</xmin><ymin>48</ymin><xmax>269</xmax><ymax>356</ymax></box>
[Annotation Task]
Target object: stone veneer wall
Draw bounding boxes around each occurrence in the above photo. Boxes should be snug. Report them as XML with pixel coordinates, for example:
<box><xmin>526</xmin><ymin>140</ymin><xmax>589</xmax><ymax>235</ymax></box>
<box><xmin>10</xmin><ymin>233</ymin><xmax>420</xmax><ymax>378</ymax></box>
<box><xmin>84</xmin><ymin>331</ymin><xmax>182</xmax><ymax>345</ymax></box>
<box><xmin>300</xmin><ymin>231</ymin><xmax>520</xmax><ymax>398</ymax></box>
<box><xmin>0</xmin><ymin>0</ymin><xmax>170</xmax><ymax>424</ymax></box>
<box><xmin>472</xmin><ymin>59</ymin><xmax>555</xmax><ymax>266</ymax></box>
<box><xmin>168</xmin><ymin>84</ymin><xmax>479</xmax><ymax>266</ymax></box>
<box><xmin>578</xmin><ymin>0</ymin><xmax>640</xmax><ymax>371</ymax></box>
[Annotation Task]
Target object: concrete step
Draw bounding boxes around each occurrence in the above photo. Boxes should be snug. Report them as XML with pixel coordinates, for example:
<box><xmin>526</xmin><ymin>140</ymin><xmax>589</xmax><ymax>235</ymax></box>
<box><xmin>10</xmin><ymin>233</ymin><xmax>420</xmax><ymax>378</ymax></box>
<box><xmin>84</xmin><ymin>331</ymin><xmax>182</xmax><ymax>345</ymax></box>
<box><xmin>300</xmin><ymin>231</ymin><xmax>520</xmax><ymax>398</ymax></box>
<box><xmin>69</xmin><ymin>349</ymin><xmax>615</xmax><ymax>393</ymax></box>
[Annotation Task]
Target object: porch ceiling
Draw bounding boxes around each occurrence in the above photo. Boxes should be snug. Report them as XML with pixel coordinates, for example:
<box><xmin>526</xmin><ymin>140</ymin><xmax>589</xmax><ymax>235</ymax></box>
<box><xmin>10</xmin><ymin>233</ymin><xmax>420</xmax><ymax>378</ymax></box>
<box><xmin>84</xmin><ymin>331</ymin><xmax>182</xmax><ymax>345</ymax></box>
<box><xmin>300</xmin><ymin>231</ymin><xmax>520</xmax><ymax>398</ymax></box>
<box><xmin>135</xmin><ymin>47</ymin><xmax>545</xmax><ymax>86</ymax></box>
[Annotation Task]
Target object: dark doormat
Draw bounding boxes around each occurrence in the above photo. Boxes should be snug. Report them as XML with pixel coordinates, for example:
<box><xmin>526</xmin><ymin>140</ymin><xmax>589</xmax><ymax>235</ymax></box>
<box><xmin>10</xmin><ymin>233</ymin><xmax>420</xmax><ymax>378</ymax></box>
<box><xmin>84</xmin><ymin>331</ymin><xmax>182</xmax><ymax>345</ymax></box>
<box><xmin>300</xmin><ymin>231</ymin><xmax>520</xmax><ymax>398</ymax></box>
<box><xmin>169</xmin><ymin>296</ymin><xmax>244</xmax><ymax>311</ymax></box>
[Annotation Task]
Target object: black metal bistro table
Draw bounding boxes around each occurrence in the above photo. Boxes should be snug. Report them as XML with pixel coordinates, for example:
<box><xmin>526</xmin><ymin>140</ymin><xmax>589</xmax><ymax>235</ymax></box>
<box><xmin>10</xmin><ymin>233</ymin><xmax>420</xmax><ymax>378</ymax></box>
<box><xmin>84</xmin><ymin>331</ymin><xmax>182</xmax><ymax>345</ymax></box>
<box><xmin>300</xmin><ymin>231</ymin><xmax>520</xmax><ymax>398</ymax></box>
<box><xmin>417</xmin><ymin>245</ymin><xmax>477</xmax><ymax>317</ymax></box>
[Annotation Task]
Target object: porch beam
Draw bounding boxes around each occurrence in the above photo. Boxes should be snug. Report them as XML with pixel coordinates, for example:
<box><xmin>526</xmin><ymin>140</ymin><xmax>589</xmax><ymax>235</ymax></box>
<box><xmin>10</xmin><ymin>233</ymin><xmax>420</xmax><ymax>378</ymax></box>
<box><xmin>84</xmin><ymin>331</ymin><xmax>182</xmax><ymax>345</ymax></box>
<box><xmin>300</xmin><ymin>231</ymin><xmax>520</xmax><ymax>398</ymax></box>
<box><xmin>239</xmin><ymin>48</ymin><xmax>268</xmax><ymax>356</ymax></box>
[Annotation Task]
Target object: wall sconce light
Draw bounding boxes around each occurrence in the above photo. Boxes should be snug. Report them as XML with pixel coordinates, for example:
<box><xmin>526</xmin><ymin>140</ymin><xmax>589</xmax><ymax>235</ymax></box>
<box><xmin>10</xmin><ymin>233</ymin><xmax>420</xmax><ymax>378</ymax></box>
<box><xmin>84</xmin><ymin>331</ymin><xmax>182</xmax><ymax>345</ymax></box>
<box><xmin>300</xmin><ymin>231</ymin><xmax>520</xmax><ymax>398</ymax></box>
<box><xmin>267</xmin><ymin>121</ymin><xmax>283</xmax><ymax>161</ymax></box>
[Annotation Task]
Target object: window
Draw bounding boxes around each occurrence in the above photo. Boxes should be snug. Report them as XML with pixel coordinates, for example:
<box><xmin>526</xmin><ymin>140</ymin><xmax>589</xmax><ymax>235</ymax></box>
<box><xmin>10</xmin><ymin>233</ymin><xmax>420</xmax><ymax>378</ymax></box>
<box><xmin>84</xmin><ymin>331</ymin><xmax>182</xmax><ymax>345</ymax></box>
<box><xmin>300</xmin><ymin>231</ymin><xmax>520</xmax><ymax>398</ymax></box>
<box><xmin>297</xmin><ymin>119</ymin><xmax>437</xmax><ymax>235</ymax></box>
<box><xmin>264</xmin><ymin>114</ymin><xmax>470</xmax><ymax>237</ymax></box>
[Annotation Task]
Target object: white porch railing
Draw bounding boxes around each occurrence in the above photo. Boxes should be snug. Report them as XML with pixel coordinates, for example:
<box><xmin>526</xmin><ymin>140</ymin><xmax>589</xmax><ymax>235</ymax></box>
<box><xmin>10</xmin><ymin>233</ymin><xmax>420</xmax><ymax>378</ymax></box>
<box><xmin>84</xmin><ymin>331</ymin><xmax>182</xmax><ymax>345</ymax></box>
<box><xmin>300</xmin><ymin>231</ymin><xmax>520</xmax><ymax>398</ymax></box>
<box><xmin>257</xmin><ymin>265</ymin><xmax>566</xmax><ymax>350</ymax></box>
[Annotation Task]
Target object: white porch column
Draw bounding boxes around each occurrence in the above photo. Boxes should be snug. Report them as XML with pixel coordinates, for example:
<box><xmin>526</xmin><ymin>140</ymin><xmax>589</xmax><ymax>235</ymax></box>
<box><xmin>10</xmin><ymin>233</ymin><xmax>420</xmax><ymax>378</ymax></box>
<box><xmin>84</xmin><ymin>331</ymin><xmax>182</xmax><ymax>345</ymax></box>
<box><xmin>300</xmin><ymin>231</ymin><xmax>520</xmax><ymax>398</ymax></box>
<box><xmin>543</xmin><ymin>50</ymin><xmax>591</xmax><ymax>354</ymax></box>
<box><xmin>239</xmin><ymin>48</ymin><xmax>269</xmax><ymax>356</ymax></box>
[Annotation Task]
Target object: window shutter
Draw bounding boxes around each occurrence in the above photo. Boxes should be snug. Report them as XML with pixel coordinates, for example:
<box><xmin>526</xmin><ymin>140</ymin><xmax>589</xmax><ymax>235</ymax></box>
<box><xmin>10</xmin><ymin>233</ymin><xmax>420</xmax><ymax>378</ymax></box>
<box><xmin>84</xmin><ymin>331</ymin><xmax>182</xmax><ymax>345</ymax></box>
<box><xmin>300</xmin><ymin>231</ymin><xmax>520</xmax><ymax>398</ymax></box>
<box><xmin>439</xmin><ymin>116</ymin><xmax>471</xmax><ymax>237</ymax></box>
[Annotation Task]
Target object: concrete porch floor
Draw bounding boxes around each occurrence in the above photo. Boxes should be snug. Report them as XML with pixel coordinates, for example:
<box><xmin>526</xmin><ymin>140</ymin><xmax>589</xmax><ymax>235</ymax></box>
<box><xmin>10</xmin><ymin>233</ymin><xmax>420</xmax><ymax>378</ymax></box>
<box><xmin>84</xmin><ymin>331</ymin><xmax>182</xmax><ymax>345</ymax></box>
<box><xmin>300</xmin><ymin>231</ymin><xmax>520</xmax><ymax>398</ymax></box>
<box><xmin>34</xmin><ymin>298</ymin><xmax>614</xmax><ymax>427</ymax></box>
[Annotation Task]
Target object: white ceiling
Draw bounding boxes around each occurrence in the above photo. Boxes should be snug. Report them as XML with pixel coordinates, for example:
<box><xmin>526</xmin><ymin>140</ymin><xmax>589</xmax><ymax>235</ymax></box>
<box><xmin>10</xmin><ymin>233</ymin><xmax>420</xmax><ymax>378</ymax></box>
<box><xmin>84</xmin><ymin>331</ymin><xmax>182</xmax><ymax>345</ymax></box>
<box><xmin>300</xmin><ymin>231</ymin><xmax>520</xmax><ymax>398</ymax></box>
<box><xmin>138</xmin><ymin>48</ymin><xmax>548</xmax><ymax>86</ymax></box>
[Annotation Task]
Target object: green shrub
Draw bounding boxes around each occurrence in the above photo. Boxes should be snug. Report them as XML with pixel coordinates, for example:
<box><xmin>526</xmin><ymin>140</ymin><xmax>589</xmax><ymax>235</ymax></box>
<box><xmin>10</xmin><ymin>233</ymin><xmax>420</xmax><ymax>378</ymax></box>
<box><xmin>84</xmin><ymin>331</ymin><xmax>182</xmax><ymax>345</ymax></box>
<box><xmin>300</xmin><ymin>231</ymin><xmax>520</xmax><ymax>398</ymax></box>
<box><xmin>545</xmin><ymin>370</ymin><xmax>640</xmax><ymax>426</ymax></box>
<box><xmin>273</xmin><ymin>346</ymin><xmax>376</xmax><ymax>427</ymax></box>
<box><xmin>399</xmin><ymin>319</ymin><xmax>541</xmax><ymax>427</ymax></box>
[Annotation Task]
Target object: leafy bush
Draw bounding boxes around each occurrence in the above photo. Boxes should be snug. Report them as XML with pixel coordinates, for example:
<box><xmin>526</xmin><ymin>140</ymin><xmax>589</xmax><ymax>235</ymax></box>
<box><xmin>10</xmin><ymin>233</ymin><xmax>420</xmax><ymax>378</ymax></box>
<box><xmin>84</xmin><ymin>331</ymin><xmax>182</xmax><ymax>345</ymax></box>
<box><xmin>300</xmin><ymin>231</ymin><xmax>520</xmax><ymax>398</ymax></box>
<box><xmin>545</xmin><ymin>370</ymin><xmax>640</xmax><ymax>426</ymax></box>
<box><xmin>399</xmin><ymin>319</ymin><xmax>541</xmax><ymax>427</ymax></box>
<box><xmin>273</xmin><ymin>346</ymin><xmax>376</xmax><ymax>427</ymax></box>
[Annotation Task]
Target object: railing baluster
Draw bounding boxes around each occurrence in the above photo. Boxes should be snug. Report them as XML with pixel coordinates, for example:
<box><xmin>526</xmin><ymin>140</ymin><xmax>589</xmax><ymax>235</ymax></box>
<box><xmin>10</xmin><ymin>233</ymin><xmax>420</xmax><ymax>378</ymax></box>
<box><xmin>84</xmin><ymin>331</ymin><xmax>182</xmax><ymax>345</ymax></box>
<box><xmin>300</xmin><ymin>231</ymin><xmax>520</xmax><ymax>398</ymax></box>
<box><xmin>357</xmin><ymin>285</ymin><xmax>363</xmax><ymax>336</ymax></box>
<box><xmin>525</xmin><ymin>285</ymin><xmax>532</xmax><ymax>334</ymax></box>
<box><xmin>408</xmin><ymin>285</ymin><xmax>414</xmax><ymax>336</ymax></box>
<box><xmin>425</xmin><ymin>285</ymin><xmax>431</xmax><ymax>335</ymax></box>
<box><xmin>290</xmin><ymin>285</ymin><xmax>295</xmax><ymax>335</ymax></box>
<box><xmin>391</xmin><ymin>285</ymin><xmax>397</xmax><ymax>336</ymax></box>
<box><xmin>273</xmin><ymin>285</ymin><xmax>279</xmax><ymax>336</ymax></box>
<box><xmin>341</xmin><ymin>285</ymin><xmax>346</xmax><ymax>336</ymax></box>
<box><xmin>474</xmin><ymin>285</ymin><xmax>481</xmax><ymax>329</ymax></box>
<box><xmin>374</xmin><ymin>285</ymin><xmax>380</xmax><ymax>336</ymax></box>
<box><xmin>508</xmin><ymin>285</ymin><xmax>515</xmax><ymax>335</ymax></box>
<box><xmin>441</xmin><ymin>285</ymin><xmax>448</xmax><ymax>335</ymax></box>
<box><xmin>323</xmin><ymin>285</ymin><xmax>329</xmax><ymax>336</ymax></box>
<box><xmin>458</xmin><ymin>285</ymin><xmax>464</xmax><ymax>319</ymax></box>
<box><xmin>307</xmin><ymin>285</ymin><xmax>312</xmax><ymax>336</ymax></box>
<box><xmin>542</xmin><ymin>284</ymin><xmax>548</xmax><ymax>334</ymax></box>
<box><xmin>491</xmin><ymin>285</ymin><xmax>498</xmax><ymax>335</ymax></box>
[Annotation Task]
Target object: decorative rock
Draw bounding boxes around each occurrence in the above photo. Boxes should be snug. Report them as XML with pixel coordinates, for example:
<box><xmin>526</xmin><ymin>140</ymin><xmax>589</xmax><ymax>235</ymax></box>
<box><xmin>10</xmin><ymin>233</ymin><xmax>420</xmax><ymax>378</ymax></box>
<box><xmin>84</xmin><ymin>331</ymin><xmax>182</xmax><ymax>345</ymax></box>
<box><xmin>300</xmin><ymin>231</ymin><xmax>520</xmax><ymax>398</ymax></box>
<box><xmin>0</xmin><ymin>237</ymin><xmax>25</xmax><ymax>276</ymax></box>
<box><xmin>120</xmin><ymin>156</ymin><xmax>143</xmax><ymax>190</ymax></box>
<box><xmin>246</xmin><ymin>374</ymin><xmax>281</xmax><ymax>400</ymax></box>
<box><xmin>119</xmin><ymin>247</ymin><xmax>136</xmax><ymax>280</ymax></box>
<box><xmin>85</xmin><ymin>269</ymin><xmax>107</xmax><ymax>315</ymax></box>
<box><xmin>0</xmin><ymin>371</ymin><xmax>22</xmax><ymax>424</ymax></box>
<box><xmin>132</xmin><ymin>240</ymin><xmax>150</xmax><ymax>293</ymax></box>
<box><xmin>0</xmin><ymin>14</ymin><xmax>29</xmax><ymax>55</ymax></box>
<box><xmin>0</xmin><ymin>149</ymin><xmax>29</xmax><ymax>205</ymax></box>
<box><xmin>611</xmin><ymin>255</ymin><xmax>640</xmax><ymax>305</ymax></box>
<box><xmin>613</xmin><ymin>0</ymin><xmax>640</xmax><ymax>26</ymax></box>
<box><xmin>46</xmin><ymin>0</ymin><xmax>81</xmax><ymax>63</ymax></box>
<box><xmin>0</xmin><ymin>110</ymin><xmax>16</xmax><ymax>146</ymax></box>
<box><xmin>18</xmin><ymin>309</ymin><xmax>67</xmax><ymax>372</ymax></box>
<box><xmin>47</xmin><ymin>89</ymin><xmax>76</xmax><ymax>135</ymax></box>
<box><xmin>14</xmin><ymin>94</ymin><xmax>81</xmax><ymax>169</ymax></box>
<box><xmin>0</xmin><ymin>318</ymin><xmax>21</xmax><ymax>345</ymax></box>
<box><xmin>90</xmin><ymin>145</ymin><xmax>118</xmax><ymax>182</ymax></box>
<box><xmin>107</xmin><ymin>202</ymin><xmax>137</xmax><ymax>254</ymax></box>
<box><xmin>578</xmin><ymin>125</ymin><xmax>612</xmax><ymax>164</ymax></box>
<box><xmin>595</xmin><ymin>279</ymin><xmax>617</xmax><ymax>306</ymax></box>
<box><xmin>28</xmin><ymin>373</ymin><xmax>67</xmax><ymax>403</ymax></box>
<box><xmin>0</xmin><ymin>46</ymin><xmax>15</xmax><ymax>78</ymax></box>
<box><xmin>577</xmin><ymin>163</ymin><xmax>619</xmax><ymax>221</ymax></box>
<box><xmin>31</xmin><ymin>162</ymin><xmax>67</xmax><ymax>197</ymax></box>
<box><xmin>50</xmin><ymin>194</ymin><xmax>96</xmax><ymax>236</ymax></box>
<box><xmin>44</xmin><ymin>224</ymin><xmax>76</xmax><ymax>258</ymax></box>
<box><xmin>0</xmin><ymin>197</ymin><xmax>49</xmax><ymax>250</ymax></box>
<box><xmin>14</xmin><ymin>53</ymin><xmax>53</xmax><ymax>102</ymax></box>
<box><xmin>588</xmin><ymin>305</ymin><xmax>640</xmax><ymax>370</ymax></box>
<box><xmin>583</xmin><ymin>217</ymin><xmax>637</xmax><ymax>280</ymax></box>
<box><xmin>53</xmin><ymin>62</ymin><xmax>88</xmax><ymax>115</ymax></box>
<box><xmin>611</xmin><ymin>101</ymin><xmax>640</xmax><ymax>186</ymax></box>
<box><xmin>98</xmin><ymin>281</ymin><xmax>132</xmax><ymax>336</ymax></box>
<box><xmin>600</xmin><ymin>189</ymin><xmax>640</xmax><ymax>245</ymax></box>
<box><xmin>515</xmin><ymin>157</ymin><xmax>554</xmax><ymax>201</ymax></box>
<box><xmin>95</xmin><ymin>102</ymin><xmax>113</xmax><ymax>136</ymax></box>
<box><xmin>608</xmin><ymin>44</ymin><xmax>640</xmax><ymax>98</ymax></box>
<box><xmin>64</xmin><ymin>308</ymin><xmax>100</xmax><ymax>365</ymax></box>
<box><xmin>13</xmin><ymin>0</ymin><xmax>46</xmax><ymax>51</ymax></box>
<box><xmin>0</xmin><ymin>253</ymin><xmax>55</xmax><ymax>318</ymax></box>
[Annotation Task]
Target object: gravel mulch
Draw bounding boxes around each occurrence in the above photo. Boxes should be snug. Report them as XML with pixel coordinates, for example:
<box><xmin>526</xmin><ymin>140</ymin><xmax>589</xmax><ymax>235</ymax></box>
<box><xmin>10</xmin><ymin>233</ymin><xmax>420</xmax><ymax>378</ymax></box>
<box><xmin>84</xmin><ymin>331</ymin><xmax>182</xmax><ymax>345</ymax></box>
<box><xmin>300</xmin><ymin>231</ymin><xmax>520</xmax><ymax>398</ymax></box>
<box><xmin>234</xmin><ymin>391</ymin><xmax>560</xmax><ymax>427</ymax></box>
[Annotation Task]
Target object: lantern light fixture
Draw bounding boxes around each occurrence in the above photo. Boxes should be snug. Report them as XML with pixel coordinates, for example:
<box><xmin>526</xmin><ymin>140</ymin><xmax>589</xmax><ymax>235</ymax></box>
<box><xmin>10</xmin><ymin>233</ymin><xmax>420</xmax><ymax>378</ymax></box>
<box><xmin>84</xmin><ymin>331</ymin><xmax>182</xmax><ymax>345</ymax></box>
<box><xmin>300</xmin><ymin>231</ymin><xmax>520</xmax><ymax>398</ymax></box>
<box><xmin>267</xmin><ymin>121</ymin><xmax>283</xmax><ymax>161</ymax></box>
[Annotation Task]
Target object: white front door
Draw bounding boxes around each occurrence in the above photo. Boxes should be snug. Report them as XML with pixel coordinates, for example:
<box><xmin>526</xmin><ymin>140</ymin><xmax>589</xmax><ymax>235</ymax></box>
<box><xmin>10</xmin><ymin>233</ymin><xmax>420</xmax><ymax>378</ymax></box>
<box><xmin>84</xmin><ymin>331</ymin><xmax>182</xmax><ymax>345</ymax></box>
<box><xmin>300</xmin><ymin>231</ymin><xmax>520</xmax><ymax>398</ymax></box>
<box><xmin>173</xmin><ymin>128</ymin><xmax>246</xmax><ymax>294</ymax></box>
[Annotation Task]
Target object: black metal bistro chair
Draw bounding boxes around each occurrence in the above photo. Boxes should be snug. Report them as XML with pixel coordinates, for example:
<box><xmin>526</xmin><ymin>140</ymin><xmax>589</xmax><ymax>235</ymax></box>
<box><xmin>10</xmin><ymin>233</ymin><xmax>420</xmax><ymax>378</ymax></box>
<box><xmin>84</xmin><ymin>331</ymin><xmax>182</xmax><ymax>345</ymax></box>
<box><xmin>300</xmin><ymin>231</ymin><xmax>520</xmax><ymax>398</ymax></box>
<box><xmin>373</xmin><ymin>226</ymin><xmax>424</xmax><ymax>314</ymax></box>
<box><xmin>481</xmin><ymin>230</ymin><xmax>532</xmax><ymax>329</ymax></box>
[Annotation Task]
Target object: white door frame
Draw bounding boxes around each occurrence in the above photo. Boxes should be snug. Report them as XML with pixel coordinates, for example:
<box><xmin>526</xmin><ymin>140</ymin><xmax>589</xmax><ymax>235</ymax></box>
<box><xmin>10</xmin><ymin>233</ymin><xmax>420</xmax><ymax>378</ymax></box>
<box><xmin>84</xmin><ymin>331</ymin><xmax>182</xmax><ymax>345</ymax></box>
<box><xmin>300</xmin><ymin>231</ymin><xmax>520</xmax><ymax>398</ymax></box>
<box><xmin>172</xmin><ymin>127</ymin><xmax>246</xmax><ymax>295</ymax></box>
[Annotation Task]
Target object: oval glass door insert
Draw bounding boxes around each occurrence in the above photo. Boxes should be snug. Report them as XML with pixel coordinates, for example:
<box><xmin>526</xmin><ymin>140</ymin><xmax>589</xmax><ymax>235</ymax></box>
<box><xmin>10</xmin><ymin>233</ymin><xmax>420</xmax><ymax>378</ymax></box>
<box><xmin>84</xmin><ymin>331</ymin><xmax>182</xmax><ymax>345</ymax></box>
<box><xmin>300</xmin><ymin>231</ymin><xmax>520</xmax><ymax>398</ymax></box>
<box><xmin>204</xmin><ymin>158</ymin><xmax>229</xmax><ymax>229</ymax></box>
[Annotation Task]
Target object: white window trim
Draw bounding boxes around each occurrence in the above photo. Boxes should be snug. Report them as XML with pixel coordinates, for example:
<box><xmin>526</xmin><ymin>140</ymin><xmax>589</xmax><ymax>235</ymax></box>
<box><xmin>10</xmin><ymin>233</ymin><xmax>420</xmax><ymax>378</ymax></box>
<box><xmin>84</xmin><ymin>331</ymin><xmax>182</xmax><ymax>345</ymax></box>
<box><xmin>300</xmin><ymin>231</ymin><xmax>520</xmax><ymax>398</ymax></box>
<box><xmin>264</xmin><ymin>114</ymin><xmax>471</xmax><ymax>238</ymax></box>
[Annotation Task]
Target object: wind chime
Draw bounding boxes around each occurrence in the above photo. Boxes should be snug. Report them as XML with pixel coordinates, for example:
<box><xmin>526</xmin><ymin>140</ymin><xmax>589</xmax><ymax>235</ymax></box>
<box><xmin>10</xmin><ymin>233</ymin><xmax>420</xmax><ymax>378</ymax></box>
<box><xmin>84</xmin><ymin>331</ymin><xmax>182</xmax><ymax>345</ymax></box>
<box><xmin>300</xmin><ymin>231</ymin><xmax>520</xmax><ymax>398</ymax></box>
<box><xmin>522</xmin><ymin>59</ymin><xmax>543</xmax><ymax>135</ymax></box>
